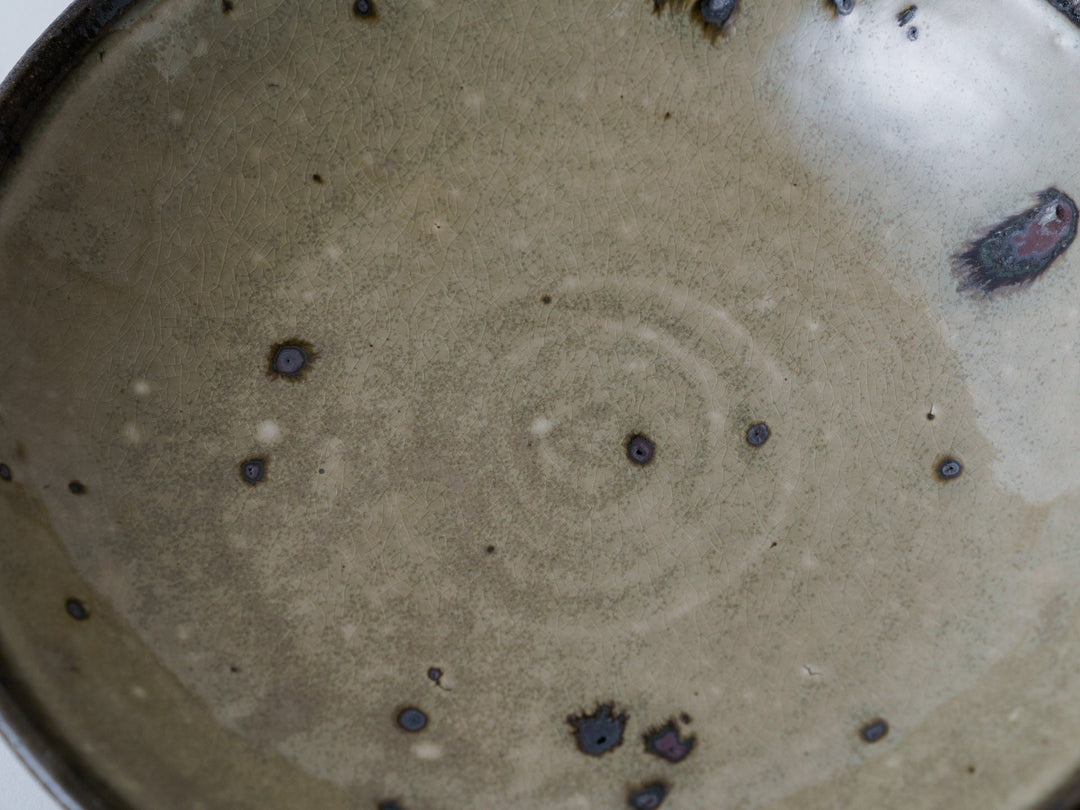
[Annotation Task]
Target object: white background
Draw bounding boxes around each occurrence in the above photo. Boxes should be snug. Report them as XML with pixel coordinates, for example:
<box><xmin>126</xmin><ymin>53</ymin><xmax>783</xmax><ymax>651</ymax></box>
<box><xmin>1</xmin><ymin>1</ymin><xmax>75</xmax><ymax>806</ymax></box>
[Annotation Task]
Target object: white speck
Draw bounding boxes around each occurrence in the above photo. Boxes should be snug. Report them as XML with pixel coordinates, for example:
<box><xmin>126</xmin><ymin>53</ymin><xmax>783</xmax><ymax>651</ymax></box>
<box><xmin>257</xmin><ymin>420</ymin><xmax>282</xmax><ymax>444</ymax></box>
<box><xmin>1008</xmin><ymin>708</ymin><xmax>1021</xmax><ymax>722</ymax></box>
<box><xmin>176</xmin><ymin>625</ymin><xmax>192</xmax><ymax>641</ymax></box>
<box><xmin>122</xmin><ymin>423</ymin><xmax>143</xmax><ymax>444</ymax></box>
<box><xmin>808</xmin><ymin>321</ymin><xmax>820</xmax><ymax>332</ymax></box>
<box><xmin>639</xmin><ymin>327</ymin><xmax>658</xmax><ymax>341</ymax></box>
<box><xmin>530</xmin><ymin>417</ymin><xmax>553</xmax><ymax>437</ymax></box>
<box><xmin>627</xmin><ymin>359</ymin><xmax>646</xmax><ymax>373</ymax></box>
<box><xmin>131</xmin><ymin>686</ymin><xmax>148</xmax><ymax>701</ymax></box>
<box><xmin>341</xmin><ymin>623</ymin><xmax>358</xmax><ymax>641</ymax></box>
<box><xmin>132</xmin><ymin>380</ymin><xmax>151</xmax><ymax>397</ymax></box>
<box><xmin>462</xmin><ymin>89</ymin><xmax>485</xmax><ymax>109</ymax></box>
<box><xmin>325</xmin><ymin>244</ymin><xmax>343</xmax><ymax>260</ymax></box>
<box><xmin>413</xmin><ymin>742</ymin><xmax>443</xmax><ymax>760</ymax></box>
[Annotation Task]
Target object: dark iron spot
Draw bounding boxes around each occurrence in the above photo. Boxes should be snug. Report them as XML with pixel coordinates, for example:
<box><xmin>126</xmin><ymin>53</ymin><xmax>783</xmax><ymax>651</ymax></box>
<box><xmin>954</xmin><ymin>188</ymin><xmax>1078</xmax><ymax>295</ymax></box>
<box><xmin>698</xmin><ymin>0</ymin><xmax>737</xmax><ymax>27</ymax></box>
<box><xmin>896</xmin><ymin>4</ymin><xmax>917</xmax><ymax>25</ymax></box>
<box><xmin>926</xmin><ymin>410</ymin><xmax>935</xmax><ymax>421</ymax></box>
<box><xmin>485</xmin><ymin>545</ymin><xmax>496</xmax><ymax>554</ymax></box>
<box><xmin>65</xmin><ymin>598</ymin><xmax>89</xmax><ymax>621</ymax></box>
<box><xmin>240</xmin><ymin>459</ymin><xmax>266</xmax><ymax>485</ymax></box>
<box><xmin>396</xmin><ymin>706</ymin><xmax>428</xmax><ymax>732</ymax></box>
<box><xmin>936</xmin><ymin>457</ymin><xmax>963</xmax><ymax>481</ymax></box>
<box><xmin>428</xmin><ymin>668</ymin><xmax>443</xmax><ymax>683</ymax></box>
<box><xmin>230</xmin><ymin>665</ymin><xmax>240</xmax><ymax>673</ymax></box>
<box><xmin>267</xmin><ymin>339</ymin><xmax>316</xmax><ymax>380</ymax></box>
<box><xmin>859</xmin><ymin>718</ymin><xmax>889</xmax><ymax>743</ymax></box>
<box><xmin>627</xmin><ymin>434</ymin><xmax>656</xmax><ymax>466</ymax></box>
<box><xmin>222</xmin><ymin>0</ymin><xmax>233</xmax><ymax>11</ymax></box>
<box><xmin>967</xmin><ymin>764</ymin><xmax>977</xmax><ymax>774</ymax></box>
<box><xmin>628</xmin><ymin>781</ymin><xmax>669</xmax><ymax>809</ymax></box>
<box><xmin>680</xmin><ymin>712</ymin><xmax>692</xmax><ymax>724</ymax></box>
<box><xmin>272</xmin><ymin>345</ymin><xmax>308</xmax><ymax>377</ymax></box>
<box><xmin>643</xmin><ymin>720</ymin><xmax>696</xmax><ymax>763</ymax></box>
<box><xmin>1047</xmin><ymin>0</ymin><xmax>1080</xmax><ymax>28</ymax></box>
<box><xmin>68</xmin><ymin>480</ymin><xmax>86</xmax><ymax>495</ymax></box>
<box><xmin>378</xmin><ymin>802</ymin><xmax>406</xmax><ymax>810</ymax></box>
<box><xmin>746</xmin><ymin>422</ymin><xmax>770</xmax><ymax>447</ymax></box>
<box><xmin>541</xmin><ymin>294</ymin><xmax>552</xmax><ymax>304</ymax></box>
<box><xmin>906</xmin><ymin>25</ymin><xmax>918</xmax><ymax>40</ymax></box>
<box><xmin>353</xmin><ymin>0</ymin><xmax>377</xmax><ymax>20</ymax></box>
<box><xmin>833</xmin><ymin>0</ymin><xmax>855</xmax><ymax>15</ymax></box>
<box><xmin>0</xmin><ymin>464</ymin><xmax>10</xmax><ymax>482</ymax></box>
<box><xmin>567</xmin><ymin>704</ymin><xmax>627</xmax><ymax>756</ymax></box>
<box><xmin>312</xmin><ymin>173</ymin><xmax>324</xmax><ymax>184</ymax></box>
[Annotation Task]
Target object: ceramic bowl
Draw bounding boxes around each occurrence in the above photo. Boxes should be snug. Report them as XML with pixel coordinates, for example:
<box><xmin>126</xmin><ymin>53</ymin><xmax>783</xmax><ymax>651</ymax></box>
<box><xmin>3</xmin><ymin>1</ymin><xmax>1080</xmax><ymax>808</ymax></box>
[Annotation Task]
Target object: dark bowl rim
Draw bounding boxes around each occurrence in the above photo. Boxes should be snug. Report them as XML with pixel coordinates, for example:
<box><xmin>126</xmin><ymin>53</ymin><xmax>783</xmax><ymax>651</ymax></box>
<box><xmin>0</xmin><ymin>8</ymin><xmax>142</xmax><ymax>808</ymax></box>
<box><xmin>0</xmin><ymin>0</ymin><xmax>141</xmax><ymax>183</ymax></box>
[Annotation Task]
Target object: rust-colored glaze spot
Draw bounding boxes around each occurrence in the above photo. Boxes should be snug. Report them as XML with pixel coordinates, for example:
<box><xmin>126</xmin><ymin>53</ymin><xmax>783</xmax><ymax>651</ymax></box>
<box><xmin>644</xmin><ymin>720</ymin><xmax>696</xmax><ymax>762</ymax></box>
<box><xmin>954</xmin><ymin>188</ymin><xmax>1078</xmax><ymax>294</ymax></box>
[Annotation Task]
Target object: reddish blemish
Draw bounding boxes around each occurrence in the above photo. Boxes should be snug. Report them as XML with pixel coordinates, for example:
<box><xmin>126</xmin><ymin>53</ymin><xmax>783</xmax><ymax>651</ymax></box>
<box><xmin>651</xmin><ymin>729</ymin><xmax>691</xmax><ymax>761</ymax></box>
<box><xmin>644</xmin><ymin>720</ymin><xmax>696</xmax><ymax>762</ymax></box>
<box><xmin>1010</xmin><ymin>201</ymin><xmax>1074</xmax><ymax>259</ymax></box>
